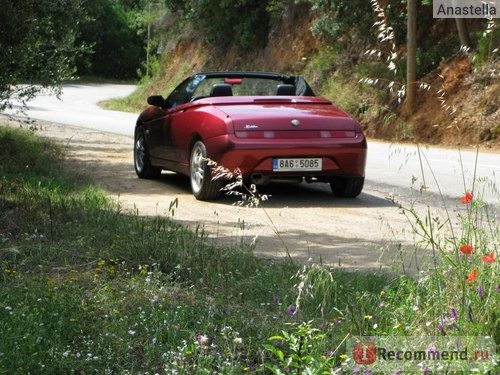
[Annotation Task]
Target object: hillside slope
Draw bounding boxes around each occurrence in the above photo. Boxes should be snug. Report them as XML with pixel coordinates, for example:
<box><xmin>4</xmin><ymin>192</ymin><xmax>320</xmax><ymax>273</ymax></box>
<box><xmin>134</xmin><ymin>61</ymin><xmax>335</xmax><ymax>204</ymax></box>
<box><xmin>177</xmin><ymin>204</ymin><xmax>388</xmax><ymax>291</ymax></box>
<box><xmin>150</xmin><ymin>4</ymin><xmax>499</xmax><ymax>149</ymax></box>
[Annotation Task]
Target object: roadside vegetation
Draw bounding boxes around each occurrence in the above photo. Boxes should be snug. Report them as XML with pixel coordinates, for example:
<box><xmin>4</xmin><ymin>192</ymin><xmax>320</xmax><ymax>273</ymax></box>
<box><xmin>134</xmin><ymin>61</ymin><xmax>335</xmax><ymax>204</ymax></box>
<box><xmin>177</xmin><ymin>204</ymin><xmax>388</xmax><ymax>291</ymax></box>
<box><xmin>1</xmin><ymin>124</ymin><xmax>498</xmax><ymax>373</ymax></box>
<box><xmin>1</xmin><ymin>0</ymin><xmax>498</xmax><ymax>373</ymax></box>
<box><xmin>104</xmin><ymin>0</ymin><xmax>498</xmax><ymax>147</ymax></box>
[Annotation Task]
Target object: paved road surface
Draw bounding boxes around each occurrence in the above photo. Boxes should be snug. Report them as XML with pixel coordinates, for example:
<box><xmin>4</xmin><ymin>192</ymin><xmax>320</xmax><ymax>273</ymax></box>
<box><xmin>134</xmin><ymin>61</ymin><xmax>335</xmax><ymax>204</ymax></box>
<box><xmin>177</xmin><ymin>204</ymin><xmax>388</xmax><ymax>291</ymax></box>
<box><xmin>2</xmin><ymin>83</ymin><xmax>499</xmax><ymax>271</ymax></box>
<box><xmin>6</xmin><ymin>83</ymin><xmax>499</xmax><ymax>204</ymax></box>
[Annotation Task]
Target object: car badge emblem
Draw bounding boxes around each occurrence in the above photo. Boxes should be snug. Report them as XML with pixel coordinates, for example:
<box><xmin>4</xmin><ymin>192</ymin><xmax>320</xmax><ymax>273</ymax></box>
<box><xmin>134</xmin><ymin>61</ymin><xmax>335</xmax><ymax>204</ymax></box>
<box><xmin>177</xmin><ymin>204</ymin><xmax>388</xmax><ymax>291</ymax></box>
<box><xmin>291</xmin><ymin>119</ymin><xmax>301</xmax><ymax>127</ymax></box>
<box><xmin>244</xmin><ymin>124</ymin><xmax>259</xmax><ymax>129</ymax></box>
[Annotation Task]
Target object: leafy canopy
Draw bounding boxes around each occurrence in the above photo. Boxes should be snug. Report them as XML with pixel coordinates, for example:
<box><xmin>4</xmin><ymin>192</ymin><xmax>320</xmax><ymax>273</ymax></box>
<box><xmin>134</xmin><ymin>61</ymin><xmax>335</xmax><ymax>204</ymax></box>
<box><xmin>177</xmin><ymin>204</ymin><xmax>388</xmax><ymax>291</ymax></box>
<box><xmin>0</xmin><ymin>0</ymin><xmax>88</xmax><ymax>112</ymax></box>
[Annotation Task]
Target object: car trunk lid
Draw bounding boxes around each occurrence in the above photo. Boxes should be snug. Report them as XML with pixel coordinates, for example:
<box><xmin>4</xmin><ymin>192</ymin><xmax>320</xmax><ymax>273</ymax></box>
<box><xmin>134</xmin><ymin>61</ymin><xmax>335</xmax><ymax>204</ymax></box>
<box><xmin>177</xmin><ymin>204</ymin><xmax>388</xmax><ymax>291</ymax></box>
<box><xmin>214</xmin><ymin>97</ymin><xmax>360</xmax><ymax>138</ymax></box>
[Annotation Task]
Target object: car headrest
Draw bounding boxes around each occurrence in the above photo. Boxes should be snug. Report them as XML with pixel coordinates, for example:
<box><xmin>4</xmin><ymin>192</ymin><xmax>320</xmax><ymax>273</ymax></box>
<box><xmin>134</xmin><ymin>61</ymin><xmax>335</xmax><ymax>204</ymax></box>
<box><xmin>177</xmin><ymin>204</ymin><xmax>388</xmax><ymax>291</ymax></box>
<box><xmin>276</xmin><ymin>84</ymin><xmax>296</xmax><ymax>96</ymax></box>
<box><xmin>210</xmin><ymin>84</ymin><xmax>233</xmax><ymax>97</ymax></box>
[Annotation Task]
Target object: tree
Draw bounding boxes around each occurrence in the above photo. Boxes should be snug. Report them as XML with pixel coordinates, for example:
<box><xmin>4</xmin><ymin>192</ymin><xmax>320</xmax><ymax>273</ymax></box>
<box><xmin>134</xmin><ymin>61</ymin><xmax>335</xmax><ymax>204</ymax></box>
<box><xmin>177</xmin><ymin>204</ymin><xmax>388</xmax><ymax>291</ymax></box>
<box><xmin>406</xmin><ymin>0</ymin><xmax>417</xmax><ymax>114</ymax></box>
<box><xmin>76</xmin><ymin>0</ymin><xmax>146</xmax><ymax>79</ymax></box>
<box><xmin>455</xmin><ymin>18</ymin><xmax>471</xmax><ymax>48</ymax></box>
<box><xmin>0</xmin><ymin>0</ymin><xmax>88</xmax><ymax>112</ymax></box>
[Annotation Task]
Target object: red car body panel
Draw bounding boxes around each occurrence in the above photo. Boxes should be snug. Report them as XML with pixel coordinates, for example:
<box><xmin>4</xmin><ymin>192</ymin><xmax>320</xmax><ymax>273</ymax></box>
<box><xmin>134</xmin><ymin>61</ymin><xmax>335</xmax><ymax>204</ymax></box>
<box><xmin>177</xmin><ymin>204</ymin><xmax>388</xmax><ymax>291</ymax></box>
<box><xmin>140</xmin><ymin>96</ymin><xmax>366</xmax><ymax>177</ymax></box>
<box><xmin>135</xmin><ymin>72</ymin><xmax>367</xmax><ymax>198</ymax></box>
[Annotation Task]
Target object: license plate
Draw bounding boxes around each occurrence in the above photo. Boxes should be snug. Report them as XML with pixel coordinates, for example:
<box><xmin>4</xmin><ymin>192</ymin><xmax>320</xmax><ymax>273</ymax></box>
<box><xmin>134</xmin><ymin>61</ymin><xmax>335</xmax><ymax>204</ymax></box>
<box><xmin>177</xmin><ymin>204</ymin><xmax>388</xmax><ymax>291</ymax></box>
<box><xmin>272</xmin><ymin>158</ymin><xmax>322</xmax><ymax>171</ymax></box>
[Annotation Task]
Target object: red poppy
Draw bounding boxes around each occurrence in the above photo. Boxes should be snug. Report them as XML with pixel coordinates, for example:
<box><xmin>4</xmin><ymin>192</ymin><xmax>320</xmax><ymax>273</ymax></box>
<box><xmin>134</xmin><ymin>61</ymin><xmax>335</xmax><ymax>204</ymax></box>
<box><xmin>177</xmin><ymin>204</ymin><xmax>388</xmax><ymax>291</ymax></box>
<box><xmin>459</xmin><ymin>244</ymin><xmax>473</xmax><ymax>254</ymax></box>
<box><xmin>482</xmin><ymin>252</ymin><xmax>496</xmax><ymax>263</ymax></box>
<box><xmin>466</xmin><ymin>269</ymin><xmax>478</xmax><ymax>284</ymax></box>
<box><xmin>460</xmin><ymin>192</ymin><xmax>473</xmax><ymax>204</ymax></box>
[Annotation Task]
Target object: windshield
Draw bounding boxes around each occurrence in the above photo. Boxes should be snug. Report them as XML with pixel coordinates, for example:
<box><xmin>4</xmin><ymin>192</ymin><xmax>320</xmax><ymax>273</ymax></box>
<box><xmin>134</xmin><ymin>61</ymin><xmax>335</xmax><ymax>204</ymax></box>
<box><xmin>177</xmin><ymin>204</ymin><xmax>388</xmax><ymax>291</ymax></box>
<box><xmin>194</xmin><ymin>77</ymin><xmax>283</xmax><ymax>96</ymax></box>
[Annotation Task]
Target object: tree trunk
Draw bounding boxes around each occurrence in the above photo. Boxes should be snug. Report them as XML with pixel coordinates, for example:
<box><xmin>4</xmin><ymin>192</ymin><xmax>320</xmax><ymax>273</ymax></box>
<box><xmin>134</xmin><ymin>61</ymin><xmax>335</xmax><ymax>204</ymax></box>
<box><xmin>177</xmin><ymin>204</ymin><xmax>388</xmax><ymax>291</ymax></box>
<box><xmin>455</xmin><ymin>18</ymin><xmax>471</xmax><ymax>48</ymax></box>
<box><xmin>406</xmin><ymin>0</ymin><xmax>417</xmax><ymax>114</ymax></box>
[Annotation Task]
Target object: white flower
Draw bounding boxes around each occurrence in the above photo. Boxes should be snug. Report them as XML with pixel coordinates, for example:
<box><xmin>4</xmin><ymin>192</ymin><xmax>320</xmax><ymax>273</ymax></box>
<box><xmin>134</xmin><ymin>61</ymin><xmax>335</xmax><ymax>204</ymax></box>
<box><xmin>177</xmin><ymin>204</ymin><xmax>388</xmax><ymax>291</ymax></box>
<box><xmin>128</xmin><ymin>330</ymin><xmax>136</xmax><ymax>336</ymax></box>
<box><xmin>233</xmin><ymin>337</ymin><xmax>243</xmax><ymax>345</ymax></box>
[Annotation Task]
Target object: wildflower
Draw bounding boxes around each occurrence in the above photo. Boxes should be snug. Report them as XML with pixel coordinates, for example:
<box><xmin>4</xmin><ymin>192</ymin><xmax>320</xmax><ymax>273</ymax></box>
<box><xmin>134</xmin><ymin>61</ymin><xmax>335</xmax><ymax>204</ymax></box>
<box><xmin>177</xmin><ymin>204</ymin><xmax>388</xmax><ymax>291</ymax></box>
<box><xmin>459</xmin><ymin>244</ymin><xmax>473</xmax><ymax>254</ymax></box>
<box><xmin>451</xmin><ymin>308</ymin><xmax>457</xmax><ymax>321</ymax></box>
<box><xmin>482</xmin><ymin>252</ymin><xmax>495</xmax><ymax>263</ymax></box>
<box><xmin>128</xmin><ymin>330</ymin><xmax>136</xmax><ymax>336</ymax></box>
<box><xmin>273</xmin><ymin>294</ymin><xmax>281</xmax><ymax>303</ymax></box>
<box><xmin>233</xmin><ymin>337</ymin><xmax>243</xmax><ymax>345</ymax></box>
<box><xmin>197</xmin><ymin>334</ymin><xmax>209</xmax><ymax>346</ymax></box>
<box><xmin>465</xmin><ymin>269</ymin><xmax>478</xmax><ymax>283</ymax></box>
<box><xmin>287</xmin><ymin>304</ymin><xmax>297</xmax><ymax>318</ymax></box>
<box><xmin>460</xmin><ymin>192</ymin><xmax>473</xmax><ymax>203</ymax></box>
<box><xmin>477</xmin><ymin>286</ymin><xmax>483</xmax><ymax>300</ymax></box>
<box><xmin>437</xmin><ymin>323</ymin><xmax>446</xmax><ymax>336</ymax></box>
<box><xmin>364</xmin><ymin>315</ymin><xmax>373</xmax><ymax>320</ymax></box>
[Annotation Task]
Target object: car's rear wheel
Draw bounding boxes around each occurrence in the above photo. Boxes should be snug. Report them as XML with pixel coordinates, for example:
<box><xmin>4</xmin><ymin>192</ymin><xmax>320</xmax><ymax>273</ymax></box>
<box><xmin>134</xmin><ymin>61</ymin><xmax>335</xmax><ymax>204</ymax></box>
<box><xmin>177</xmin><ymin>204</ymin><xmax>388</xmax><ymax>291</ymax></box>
<box><xmin>330</xmin><ymin>176</ymin><xmax>364</xmax><ymax>198</ymax></box>
<box><xmin>190</xmin><ymin>141</ymin><xmax>222</xmax><ymax>200</ymax></box>
<box><xmin>134</xmin><ymin>126</ymin><xmax>161</xmax><ymax>179</ymax></box>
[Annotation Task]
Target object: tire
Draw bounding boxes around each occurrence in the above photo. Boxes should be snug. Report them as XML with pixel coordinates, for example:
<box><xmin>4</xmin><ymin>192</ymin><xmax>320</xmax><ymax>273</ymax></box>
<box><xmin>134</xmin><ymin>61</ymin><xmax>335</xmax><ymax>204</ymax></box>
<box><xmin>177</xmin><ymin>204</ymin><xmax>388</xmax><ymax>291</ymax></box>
<box><xmin>330</xmin><ymin>176</ymin><xmax>364</xmax><ymax>198</ymax></box>
<box><xmin>190</xmin><ymin>141</ymin><xmax>222</xmax><ymax>200</ymax></box>
<box><xmin>134</xmin><ymin>126</ymin><xmax>162</xmax><ymax>179</ymax></box>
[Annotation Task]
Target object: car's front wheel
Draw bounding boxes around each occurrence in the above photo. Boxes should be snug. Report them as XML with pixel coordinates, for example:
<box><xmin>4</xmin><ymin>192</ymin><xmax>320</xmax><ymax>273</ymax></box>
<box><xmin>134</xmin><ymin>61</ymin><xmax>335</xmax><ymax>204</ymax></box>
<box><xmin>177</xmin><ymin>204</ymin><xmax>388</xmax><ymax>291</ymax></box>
<box><xmin>330</xmin><ymin>176</ymin><xmax>364</xmax><ymax>198</ymax></box>
<box><xmin>190</xmin><ymin>141</ymin><xmax>222</xmax><ymax>200</ymax></box>
<box><xmin>134</xmin><ymin>126</ymin><xmax>162</xmax><ymax>179</ymax></box>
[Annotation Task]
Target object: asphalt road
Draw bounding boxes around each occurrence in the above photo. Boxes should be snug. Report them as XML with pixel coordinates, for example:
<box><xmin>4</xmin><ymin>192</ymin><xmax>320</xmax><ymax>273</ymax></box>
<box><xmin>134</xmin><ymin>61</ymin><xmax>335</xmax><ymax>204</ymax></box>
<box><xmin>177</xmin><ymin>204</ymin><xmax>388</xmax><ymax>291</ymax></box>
<box><xmin>2</xmin><ymin>83</ymin><xmax>499</xmax><ymax>271</ymax></box>
<box><xmin>6</xmin><ymin>83</ymin><xmax>499</xmax><ymax>204</ymax></box>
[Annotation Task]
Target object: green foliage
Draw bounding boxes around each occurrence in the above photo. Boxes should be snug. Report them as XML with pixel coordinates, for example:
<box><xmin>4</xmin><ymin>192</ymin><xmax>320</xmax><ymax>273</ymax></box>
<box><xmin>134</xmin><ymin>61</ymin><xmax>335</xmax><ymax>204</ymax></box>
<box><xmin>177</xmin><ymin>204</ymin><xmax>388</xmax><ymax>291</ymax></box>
<box><xmin>264</xmin><ymin>321</ymin><xmax>335</xmax><ymax>374</ymax></box>
<box><xmin>475</xmin><ymin>20</ymin><xmax>499</xmax><ymax>67</ymax></box>
<box><xmin>166</xmin><ymin>0</ymin><xmax>272</xmax><ymax>49</ymax></box>
<box><xmin>301</xmin><ymin>0</ymin><xmax>375</xmax><ymax>44</ymax></box>
<box><xmin>77</xmin><ymin>0</ymin><xmax>146</xmax><ymax>79</ymax></box>
<box><xmin>0</xmin><ymin>0</ymin><xmax>88</xmax><ymax>111</ymax></box>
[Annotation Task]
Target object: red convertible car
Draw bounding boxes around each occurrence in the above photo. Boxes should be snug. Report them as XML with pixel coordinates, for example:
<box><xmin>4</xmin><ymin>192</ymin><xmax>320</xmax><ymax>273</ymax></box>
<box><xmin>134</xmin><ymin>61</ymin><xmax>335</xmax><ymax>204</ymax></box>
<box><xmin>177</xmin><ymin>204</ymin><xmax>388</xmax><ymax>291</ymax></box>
<box><xmin>134</xmin><ymin>72</ymin><xmax>367</xmax><ymax>200</ymax></box>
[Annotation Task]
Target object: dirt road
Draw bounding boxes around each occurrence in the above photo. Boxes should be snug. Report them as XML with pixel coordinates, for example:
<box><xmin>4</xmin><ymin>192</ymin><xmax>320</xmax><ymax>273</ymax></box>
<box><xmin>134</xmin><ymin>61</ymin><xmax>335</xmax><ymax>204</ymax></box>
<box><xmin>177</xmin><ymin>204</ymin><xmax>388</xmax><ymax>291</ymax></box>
<box><xmin>4</xmin><ymin>118</ymin><xmax>447</xmax><ymax>273</ymax></box>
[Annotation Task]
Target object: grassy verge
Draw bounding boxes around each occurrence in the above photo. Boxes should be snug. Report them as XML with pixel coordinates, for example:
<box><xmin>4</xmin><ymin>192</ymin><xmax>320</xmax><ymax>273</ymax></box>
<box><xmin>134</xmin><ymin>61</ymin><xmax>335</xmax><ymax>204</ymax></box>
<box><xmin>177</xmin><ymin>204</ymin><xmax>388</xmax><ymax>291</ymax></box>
<box><xmin>0</xmin><ymin>125</ymin><xmax>497</xmax><ymax>374</ymax></box>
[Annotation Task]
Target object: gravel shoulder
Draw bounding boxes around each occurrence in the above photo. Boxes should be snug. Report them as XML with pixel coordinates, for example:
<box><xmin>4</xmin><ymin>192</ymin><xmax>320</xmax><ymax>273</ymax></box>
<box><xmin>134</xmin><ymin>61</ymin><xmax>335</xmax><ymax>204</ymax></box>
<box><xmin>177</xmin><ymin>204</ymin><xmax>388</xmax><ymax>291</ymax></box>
<box><xmin>3</xmin><ymin>117</ymin><xmax>446</xmax><ymax>273</ymax></box>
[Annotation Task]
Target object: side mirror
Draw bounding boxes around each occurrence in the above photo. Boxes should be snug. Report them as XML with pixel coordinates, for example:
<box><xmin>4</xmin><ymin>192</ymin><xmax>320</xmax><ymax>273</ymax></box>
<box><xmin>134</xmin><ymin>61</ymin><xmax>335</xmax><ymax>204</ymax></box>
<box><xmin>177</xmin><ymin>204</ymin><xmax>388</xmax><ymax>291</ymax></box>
<box><xmin>147</xmin><ymin>95</ymin><xmax>166</xmax><ymax>107</ymax></box>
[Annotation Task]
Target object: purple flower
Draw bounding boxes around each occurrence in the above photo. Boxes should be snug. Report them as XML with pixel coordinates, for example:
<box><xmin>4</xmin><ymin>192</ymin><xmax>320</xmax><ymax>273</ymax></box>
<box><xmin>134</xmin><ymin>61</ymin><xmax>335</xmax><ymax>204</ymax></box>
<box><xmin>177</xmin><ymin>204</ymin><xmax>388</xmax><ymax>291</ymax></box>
<box><xmin>437</xmin><ymin>323</ymin><xmax>446</xmax><ymax>336</ymax></box>
<box><xmin>319</xmin><ymin>322</ymin><xmax>329</xmax><ymax>330</ymax></box>
<box><xmin>451</xmin><ymin>308</ymin><xmax>457</xmax><ymax>321</ymax></box>
<box><xmin>287</xmin><ymin>304</ymin><xmax>296</xmax><ymax>318</ymax></box>
<box><xmin>477</xmin><ymin>286</ymin><xmax>484</xmax><ymax>300</ymax></box>
<box><xmin>423</xmin><ymin>368</ymin><xmax>429</xmax><ymax>375</ymax></box>
<box><xmin>273</xmin><ymin>294</ymin><xmax>281</xmax><ymax>303</ymax></box>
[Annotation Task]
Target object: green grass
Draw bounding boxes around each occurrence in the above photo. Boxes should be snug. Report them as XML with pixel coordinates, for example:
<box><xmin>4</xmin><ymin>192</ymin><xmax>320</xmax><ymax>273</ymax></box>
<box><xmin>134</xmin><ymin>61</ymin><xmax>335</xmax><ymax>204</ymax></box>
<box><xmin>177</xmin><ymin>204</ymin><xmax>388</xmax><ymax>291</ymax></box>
<box><xmin>0</xmin><ymin>125</ymin><xmax>498</xmax><ymax>373</ymax></box>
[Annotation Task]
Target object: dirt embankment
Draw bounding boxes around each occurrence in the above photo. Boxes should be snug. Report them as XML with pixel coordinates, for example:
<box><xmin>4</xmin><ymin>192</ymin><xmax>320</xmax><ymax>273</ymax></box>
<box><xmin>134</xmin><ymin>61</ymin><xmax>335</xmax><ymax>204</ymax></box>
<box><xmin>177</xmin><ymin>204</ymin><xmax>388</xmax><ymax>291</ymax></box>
<box><xmin>156</xmin><ymin>4</ymin><xmax>499</xmax><ymax>150</ymax></box>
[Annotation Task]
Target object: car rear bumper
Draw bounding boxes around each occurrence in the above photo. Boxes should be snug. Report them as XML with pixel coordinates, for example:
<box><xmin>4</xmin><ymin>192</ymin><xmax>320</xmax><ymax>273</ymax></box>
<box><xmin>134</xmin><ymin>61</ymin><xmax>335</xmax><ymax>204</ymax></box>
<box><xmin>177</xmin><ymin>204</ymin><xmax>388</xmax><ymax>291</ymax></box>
<box><xmin>205</xmin><ymin>133</ymin><xmax>367</xmax><ymax>178</ymax></box>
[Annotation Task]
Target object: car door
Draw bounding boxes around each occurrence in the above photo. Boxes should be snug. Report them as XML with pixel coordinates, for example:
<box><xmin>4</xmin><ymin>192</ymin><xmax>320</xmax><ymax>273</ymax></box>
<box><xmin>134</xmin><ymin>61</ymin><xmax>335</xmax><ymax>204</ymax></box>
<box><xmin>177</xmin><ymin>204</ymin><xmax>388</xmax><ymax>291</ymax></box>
<box><xmin>145</xmin><ymin>113</ymin><xmax>172</xmax><ymax>163</ymax></box>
